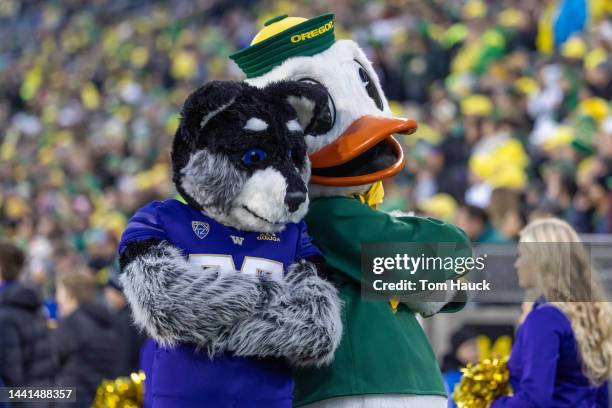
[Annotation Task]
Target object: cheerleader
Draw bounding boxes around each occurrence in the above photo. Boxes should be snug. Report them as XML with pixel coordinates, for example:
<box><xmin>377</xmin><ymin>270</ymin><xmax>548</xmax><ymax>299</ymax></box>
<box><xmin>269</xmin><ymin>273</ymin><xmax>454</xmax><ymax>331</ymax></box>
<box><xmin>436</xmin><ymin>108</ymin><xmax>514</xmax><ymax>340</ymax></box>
<box><xmin>491</xmin><ymin>218</ymin><xmax>611</xmax><ymax>407</ymax></box>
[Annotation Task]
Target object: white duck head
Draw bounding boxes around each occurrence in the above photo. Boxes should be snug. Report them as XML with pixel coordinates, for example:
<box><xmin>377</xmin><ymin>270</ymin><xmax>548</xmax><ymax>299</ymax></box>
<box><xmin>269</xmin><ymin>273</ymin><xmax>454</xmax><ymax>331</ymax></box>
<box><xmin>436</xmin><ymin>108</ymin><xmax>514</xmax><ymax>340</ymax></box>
<box><xmin>232</xmin><ymin>13</ymin><xmax>417</xmax><ymax>198</ymax></box>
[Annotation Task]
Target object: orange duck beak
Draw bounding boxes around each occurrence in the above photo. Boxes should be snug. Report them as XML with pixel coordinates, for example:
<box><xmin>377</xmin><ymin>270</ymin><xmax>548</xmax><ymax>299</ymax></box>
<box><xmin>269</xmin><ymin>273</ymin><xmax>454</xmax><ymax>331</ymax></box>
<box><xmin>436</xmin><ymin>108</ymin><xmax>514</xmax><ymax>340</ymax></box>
<box><xmin>309</xmin><ymin>115</ymin><xmax>417</xmax><ymax>186</ymax></box>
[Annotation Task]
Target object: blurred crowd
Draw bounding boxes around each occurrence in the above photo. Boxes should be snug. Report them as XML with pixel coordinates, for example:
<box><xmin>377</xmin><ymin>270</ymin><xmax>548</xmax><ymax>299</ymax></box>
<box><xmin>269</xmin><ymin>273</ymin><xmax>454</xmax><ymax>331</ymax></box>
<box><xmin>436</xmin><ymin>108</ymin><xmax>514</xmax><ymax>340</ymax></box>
<box><xmin>1</xmin><ymin>0</ymin><xmax>612</xmax><ymax>295</ymax></box>
<box><xmin>0</xmin><ymin>241</ymin><xmax>145</xmax><ymax>408</ymax></box>
<box><xmin>374</xmin><ymin>0</ymin><xmax>612</xmax><ymax>244</ymax></box>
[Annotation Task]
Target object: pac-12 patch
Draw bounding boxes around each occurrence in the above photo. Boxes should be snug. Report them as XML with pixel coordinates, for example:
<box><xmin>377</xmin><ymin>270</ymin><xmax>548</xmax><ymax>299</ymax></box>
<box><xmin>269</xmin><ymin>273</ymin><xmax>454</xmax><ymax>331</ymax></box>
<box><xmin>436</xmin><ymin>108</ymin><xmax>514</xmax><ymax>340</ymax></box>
<box><xmin>192</xmin><ymin>221</ymin><xmax>210</xmax><ymax>239</ymax></box>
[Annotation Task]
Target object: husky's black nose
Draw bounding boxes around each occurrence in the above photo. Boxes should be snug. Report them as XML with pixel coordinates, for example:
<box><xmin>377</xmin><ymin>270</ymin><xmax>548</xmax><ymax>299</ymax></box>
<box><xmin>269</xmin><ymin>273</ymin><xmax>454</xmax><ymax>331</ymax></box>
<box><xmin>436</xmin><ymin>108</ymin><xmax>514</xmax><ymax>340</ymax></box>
<box><xmin>285</xmin><ymin>192</ymin><xmax>306</xmax><ymax>212</ymax></box>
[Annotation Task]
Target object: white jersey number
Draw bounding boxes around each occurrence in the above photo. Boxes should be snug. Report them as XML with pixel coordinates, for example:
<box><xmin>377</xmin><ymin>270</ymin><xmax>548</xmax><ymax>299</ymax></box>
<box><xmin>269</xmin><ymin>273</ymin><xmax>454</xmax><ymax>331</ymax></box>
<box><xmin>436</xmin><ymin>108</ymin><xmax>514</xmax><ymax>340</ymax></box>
<box><xmin>188</xmin><ymin>254</ymin><xmax>283</xmax><ymax>280</ymax></box>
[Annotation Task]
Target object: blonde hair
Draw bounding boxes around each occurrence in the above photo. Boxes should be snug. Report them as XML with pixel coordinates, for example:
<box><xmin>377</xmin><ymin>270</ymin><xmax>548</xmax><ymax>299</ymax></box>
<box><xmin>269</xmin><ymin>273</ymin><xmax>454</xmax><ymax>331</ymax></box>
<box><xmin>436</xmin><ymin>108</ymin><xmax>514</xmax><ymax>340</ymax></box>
<box><xmin>519</xmin><ymin>218</ymin><xmax>612</xmax><ymax>385</ymax></box>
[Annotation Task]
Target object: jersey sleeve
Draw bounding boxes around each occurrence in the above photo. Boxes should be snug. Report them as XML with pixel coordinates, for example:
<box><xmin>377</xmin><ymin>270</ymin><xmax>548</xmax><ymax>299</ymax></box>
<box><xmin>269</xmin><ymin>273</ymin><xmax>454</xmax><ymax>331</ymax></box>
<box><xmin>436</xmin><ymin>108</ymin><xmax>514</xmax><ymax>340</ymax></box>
<box><xmin>118</xmin><ymin>202</ymin><xmax>168</xmax><ymax>254</ymax></box>
<box><xmin>295</xmin><ymin>221</ymin><xmax>321</xmax><ymax>260</ymax></box>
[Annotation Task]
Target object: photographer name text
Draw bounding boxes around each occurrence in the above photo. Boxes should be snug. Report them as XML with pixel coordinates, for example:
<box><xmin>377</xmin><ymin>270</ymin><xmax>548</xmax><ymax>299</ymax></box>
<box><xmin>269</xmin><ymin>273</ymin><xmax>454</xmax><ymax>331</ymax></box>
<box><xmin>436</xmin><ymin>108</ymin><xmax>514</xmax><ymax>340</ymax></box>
<box><xmin>372</xmin><ymin>279</ymin><xmax>491</xmax><ymax>291</ymax></box>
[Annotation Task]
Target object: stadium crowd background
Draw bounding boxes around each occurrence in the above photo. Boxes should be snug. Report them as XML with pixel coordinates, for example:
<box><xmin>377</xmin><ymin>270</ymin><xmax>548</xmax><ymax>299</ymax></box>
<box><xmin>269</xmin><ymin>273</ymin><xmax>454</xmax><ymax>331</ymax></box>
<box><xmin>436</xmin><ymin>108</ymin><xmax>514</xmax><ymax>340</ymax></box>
<box><xmin>0</xmin><ymin>0</ymin><xmax>611</xmax><ymax>406</ymax></box>
<box><xmin>1</xmin><ymin>0</ymin><xmax>612</xmax><ymax>316</ymax></box>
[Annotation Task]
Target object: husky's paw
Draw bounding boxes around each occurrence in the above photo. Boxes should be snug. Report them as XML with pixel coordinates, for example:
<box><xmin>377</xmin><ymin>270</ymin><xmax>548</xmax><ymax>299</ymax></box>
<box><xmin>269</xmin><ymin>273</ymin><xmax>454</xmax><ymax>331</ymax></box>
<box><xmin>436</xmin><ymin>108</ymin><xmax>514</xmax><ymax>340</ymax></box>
<box><xmin>285</xmin><ymin>259</ymin><xmax>318</xmax><ymax>285</ymax></box>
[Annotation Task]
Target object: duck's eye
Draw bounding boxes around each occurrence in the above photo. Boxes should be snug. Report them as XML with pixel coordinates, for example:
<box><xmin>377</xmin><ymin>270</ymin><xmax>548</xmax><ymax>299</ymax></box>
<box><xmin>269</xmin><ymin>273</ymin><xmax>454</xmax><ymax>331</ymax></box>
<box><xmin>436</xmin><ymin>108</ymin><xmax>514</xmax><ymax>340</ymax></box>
<box><xmin>242</xmin><ymin>148</ymin><xmax>267</xmax><ymax>165</ymax></box>
<box><xmin>298</xmin><ymin>78</ymin><xmax>336</xmax><ymax>135</ymax></box>
<box><xmin>358</xmin><ymin>66</ymin><xmax>369</xmax><ymax>83</ymax></box>
<box><xmin>354</xmin><ymin>60</ymin><xmax>384</xmax><ymax>111</ymax></box>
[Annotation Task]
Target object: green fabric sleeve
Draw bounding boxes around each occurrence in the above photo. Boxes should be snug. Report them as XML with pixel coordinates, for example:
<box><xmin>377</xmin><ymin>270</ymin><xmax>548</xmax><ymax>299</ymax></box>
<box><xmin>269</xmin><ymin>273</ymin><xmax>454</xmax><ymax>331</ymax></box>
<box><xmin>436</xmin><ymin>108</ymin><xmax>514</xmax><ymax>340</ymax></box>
<box><xmin>305</xmin><ymin>197</ymin><xmax>472</xmax><ymax>306</ymax></box>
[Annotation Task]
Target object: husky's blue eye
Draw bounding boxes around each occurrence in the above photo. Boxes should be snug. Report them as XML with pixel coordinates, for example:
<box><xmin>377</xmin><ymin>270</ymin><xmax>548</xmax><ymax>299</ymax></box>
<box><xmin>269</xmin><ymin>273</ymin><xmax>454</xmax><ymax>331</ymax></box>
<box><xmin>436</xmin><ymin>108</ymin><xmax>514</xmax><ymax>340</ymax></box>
<box><xmin>287</xmin><ymin>149</ymin><xmax>293</xmax><ymax>159</ymax></box>
<box><xmin>242</xmin><ymin>148</ymin><xmax>267</xmax><ymax>165</ymax></box>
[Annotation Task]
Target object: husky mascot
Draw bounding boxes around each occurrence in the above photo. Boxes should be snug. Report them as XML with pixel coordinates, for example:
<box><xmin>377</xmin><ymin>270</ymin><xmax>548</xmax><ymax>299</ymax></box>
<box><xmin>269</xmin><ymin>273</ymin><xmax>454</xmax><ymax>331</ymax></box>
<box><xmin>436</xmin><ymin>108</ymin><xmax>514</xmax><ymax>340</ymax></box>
<box><xmin>231</xmin><ymin>13</ymin><xmax>472</xmax><ymax>408</ymax></box>
<box><xmin>118</xmin><ymin>80</ymin><xmax>342</xmax><ymax>408</ymax></box>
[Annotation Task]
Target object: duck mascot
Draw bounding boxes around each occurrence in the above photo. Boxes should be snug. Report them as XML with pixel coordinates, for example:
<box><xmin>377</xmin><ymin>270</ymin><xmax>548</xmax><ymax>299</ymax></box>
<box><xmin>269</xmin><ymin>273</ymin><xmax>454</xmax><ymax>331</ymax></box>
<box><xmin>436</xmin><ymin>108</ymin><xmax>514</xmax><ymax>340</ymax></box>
<box><xmin>231</xmin><ymin>13</ymin><xmax>472</xmax><ymax>408</ymax></box>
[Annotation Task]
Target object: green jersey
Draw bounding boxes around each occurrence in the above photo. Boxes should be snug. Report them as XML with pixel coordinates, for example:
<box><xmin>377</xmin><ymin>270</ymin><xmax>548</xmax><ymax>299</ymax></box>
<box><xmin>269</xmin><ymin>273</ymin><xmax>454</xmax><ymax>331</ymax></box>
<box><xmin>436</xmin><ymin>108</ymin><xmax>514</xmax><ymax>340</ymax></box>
<box><xmin>293</xmin><ymin>197</ymin><xmax>471</xmax><ymax>406</ymax></box>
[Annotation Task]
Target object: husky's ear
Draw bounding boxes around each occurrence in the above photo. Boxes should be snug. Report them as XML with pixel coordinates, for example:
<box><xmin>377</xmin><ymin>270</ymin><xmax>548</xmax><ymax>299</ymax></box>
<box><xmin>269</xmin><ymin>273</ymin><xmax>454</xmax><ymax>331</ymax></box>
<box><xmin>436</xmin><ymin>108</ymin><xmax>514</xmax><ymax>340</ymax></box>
<box><xmin>264</xmin><ymin>81</ymin><xmax>331</xmax><ymax>132</ymax></box>
<box><xmin>180</xmin><ymin>80</ymin><xmax>244</xmax><ymax>136</ymax></box>
<box><xmin>172</xmin><ymin>81</ymin><xmax>244</xmax><ymax>182</ymax></box>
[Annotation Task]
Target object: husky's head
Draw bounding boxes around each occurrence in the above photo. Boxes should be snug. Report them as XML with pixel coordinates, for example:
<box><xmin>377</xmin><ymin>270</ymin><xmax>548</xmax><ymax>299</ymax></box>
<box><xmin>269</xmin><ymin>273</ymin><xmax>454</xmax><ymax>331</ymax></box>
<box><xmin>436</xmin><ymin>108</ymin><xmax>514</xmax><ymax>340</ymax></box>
<box><xmin>172</xmin><ymin>80</ymin><xmax>329</xmax><ymax>232</ymax></box>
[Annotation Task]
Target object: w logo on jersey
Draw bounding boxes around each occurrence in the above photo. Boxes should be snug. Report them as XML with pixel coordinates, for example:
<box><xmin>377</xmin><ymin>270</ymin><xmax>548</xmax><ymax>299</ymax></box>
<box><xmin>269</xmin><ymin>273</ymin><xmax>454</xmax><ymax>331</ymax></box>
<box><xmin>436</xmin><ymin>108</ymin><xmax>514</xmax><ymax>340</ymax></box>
<box><xmin>230</xmin><ymin>235</ymin><xmax>244</xmax><ymax>246</ymax></box>
<box><xmin>192</xmin><ymin>221</ymin><xmax>210</xmax><ymax>239</ymax></box>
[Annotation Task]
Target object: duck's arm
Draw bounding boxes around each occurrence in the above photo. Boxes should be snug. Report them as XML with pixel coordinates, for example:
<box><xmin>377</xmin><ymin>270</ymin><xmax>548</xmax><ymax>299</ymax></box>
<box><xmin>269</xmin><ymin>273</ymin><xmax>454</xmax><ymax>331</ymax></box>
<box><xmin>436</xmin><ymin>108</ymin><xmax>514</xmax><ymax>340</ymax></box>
<box><xmin>306</xmin><ymin>196</ymin><xmax>472</xmax><ymax>315</ymax></box>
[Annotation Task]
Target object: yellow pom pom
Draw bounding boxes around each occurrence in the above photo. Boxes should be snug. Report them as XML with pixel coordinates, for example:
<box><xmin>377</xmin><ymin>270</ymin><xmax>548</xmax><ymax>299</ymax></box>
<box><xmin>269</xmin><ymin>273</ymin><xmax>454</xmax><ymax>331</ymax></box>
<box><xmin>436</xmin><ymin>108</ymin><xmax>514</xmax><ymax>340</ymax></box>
<box><xmin>93</xmin><ymin>371</ymin><xmax>146</xmax><ymax>408</ymax></box>
<box><xmin>454</xmin><ymin>356</ymin><xmax>512</xmax><ymax>408</ymax></box>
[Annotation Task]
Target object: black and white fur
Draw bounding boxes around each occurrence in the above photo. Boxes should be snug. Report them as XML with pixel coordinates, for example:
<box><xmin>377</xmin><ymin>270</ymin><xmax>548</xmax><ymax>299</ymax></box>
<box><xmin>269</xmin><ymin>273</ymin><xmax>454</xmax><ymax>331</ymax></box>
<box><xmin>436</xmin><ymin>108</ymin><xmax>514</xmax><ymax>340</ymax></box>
<box><xmin>172</xmin><ymin>80</ymin><xmax>330</xmax><ymax>233</ymax></box>
<box><xmin>247</xmin><ymin>41</ymin><xmax>454</xmax><ymax>317</ymax></box>
<box><xmin>119</xmin><ymin>80</ymin><xmax>341</xmax><ymax>367</ymax></box>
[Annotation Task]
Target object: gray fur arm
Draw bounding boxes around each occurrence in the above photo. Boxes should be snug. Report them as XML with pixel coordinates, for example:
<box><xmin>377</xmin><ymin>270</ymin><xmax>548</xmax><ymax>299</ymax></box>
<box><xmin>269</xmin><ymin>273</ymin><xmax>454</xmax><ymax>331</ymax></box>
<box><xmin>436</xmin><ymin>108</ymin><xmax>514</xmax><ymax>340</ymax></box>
<box><xmin>119</xmin><ymin>240</ymin><xmax>276</xmax><ymax>350</ymax></box>
<box><xmin>222</xmin><ymin>260</ymin><xmax>343</xmax><ymax>367</ymax></box>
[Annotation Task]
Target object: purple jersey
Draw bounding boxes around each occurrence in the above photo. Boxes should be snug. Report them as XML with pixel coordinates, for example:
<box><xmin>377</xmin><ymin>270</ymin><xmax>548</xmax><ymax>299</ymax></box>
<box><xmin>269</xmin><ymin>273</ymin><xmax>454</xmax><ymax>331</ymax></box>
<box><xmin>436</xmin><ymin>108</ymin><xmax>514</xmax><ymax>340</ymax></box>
<box><xmin>119</xmin><ymin>199</ymin><xmax>320</xmax><ymax>408</ymax></box>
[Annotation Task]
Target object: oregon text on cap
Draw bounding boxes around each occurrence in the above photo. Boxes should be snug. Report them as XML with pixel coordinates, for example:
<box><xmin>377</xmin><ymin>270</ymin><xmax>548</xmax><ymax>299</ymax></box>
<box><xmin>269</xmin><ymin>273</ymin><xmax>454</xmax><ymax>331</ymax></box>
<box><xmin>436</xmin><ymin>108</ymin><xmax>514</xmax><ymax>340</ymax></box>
<box><xmin>290</xmin><ymin>21</ymin><xmax>334</xmax><ymax>43</ymax></box>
